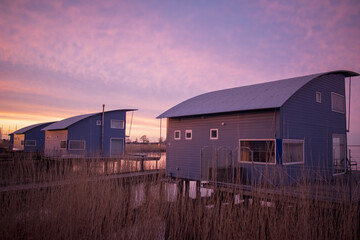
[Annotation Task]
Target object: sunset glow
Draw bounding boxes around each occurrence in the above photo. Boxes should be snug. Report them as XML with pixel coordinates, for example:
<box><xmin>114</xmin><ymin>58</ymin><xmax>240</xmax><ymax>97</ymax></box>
<box><xmin>0</xmin><ymin>0</ymin><xmax>359</xmax><ymax>142</ymax></box>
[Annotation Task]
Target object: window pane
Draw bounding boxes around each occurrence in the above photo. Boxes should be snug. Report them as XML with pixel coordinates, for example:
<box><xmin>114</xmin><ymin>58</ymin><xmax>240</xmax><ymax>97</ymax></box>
<box><xmin>60</xmin><ymin>141</ymin><xmax>67</xmax><ymax>149</ymax></box>
<box><xmin>331</xmin><ymin>93</ymin><xmax>345</xmax><ymax>113</ymax></box>
<box><xmin>25</xmin><ymin>140</ymin><xmax>36</xmax><ymax>147</ymax></box>
<box><xmin>210</xmin><ymin>129</ymin><xmax>218</xmax><ymax>139</ymax></box>
<box><xmin>111</xmin><ymin>120</ymin><xmax>124</xmax><ymax>129</ymax></box>
<box><xmin>333</xmin><ymin>135</ymin><xmax>345</xmax><ymax>174</ymax></box>
<box><xmin>69</xmin><ymin>140</ymin><xmax>85</xmax><ymax>150</ymax></box>
<box><xmin>283</xmin><ymin>140</ymin><xmax>304</xmax><ymax>164</ymax></box>
<box><xmin>185</xmin><ymin>130</ymin><xmax>192</xmax><ymax>140</ymax></box>
<box><xmin>240</xmin><ymin>140</ymin><xmax>275</xmax><ymax>163</ymax></box>
<box><xmin>174</xmin><ymin>130</ymin><xmax>180</xmax><ymax>140</ymax></box>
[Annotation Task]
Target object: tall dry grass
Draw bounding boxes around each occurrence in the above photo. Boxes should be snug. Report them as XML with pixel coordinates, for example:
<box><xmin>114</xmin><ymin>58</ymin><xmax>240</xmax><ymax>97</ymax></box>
<box><xmin>0</xmin><ymin>154</ymin><xmax>359</xmax><ymax>239</ymax></box>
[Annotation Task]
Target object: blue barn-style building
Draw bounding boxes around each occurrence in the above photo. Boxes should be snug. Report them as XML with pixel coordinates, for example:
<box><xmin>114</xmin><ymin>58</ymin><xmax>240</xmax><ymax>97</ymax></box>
<box><xmin>9</xmin><ymin>122</ymin><xmax>56</xmax><ymax>152</ymax></box>
<box><xmin>43</xmin><ymin>109</ymin><xmax>135</xmax><ymax>158</ymax></box>
<box><xmin>158</xmin><ymin>70</ymin><xmax>359</xmax><ymax>185</ymax></box>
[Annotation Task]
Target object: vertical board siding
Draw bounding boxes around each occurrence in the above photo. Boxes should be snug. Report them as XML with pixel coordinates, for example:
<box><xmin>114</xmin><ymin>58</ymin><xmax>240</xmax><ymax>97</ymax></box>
<box><xmin>67</xmin><ymin>111</ymin><xmax>127</xmax><ymax>157</ymax></box>
<box><xmin>281</xmin><ymin>73</ymin><xmax>346</xmax><ymax>176</ymax></box>
<box><xmin>24</xmin><ymin>123</ymin><xmax>53</xmax><ymax>152</ymax></box>
<box><xmin>167</xmin><ymin>110</ymin><xmax>280</xmax><ymax>180</ymax></box>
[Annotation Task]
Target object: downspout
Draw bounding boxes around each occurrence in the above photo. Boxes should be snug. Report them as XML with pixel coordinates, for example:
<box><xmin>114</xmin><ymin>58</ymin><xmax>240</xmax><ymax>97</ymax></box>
<box><xmin>101</xmin><ymin>104</ymin><xmax>105</xmax><ymax>156</ymax></box>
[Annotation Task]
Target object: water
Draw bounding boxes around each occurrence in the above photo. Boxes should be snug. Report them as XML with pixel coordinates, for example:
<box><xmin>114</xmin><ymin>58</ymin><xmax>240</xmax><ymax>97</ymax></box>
<box><xmin>349</xmin><ymin>145</ymin><xmax>360</xmax><ymax>170</ymax></box>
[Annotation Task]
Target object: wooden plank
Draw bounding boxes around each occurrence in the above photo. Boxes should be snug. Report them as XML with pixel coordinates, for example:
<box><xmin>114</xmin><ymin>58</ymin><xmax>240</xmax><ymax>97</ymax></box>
<box><xmin>0</xmin><ymin>169</ymin><xmax>165</xmax><ymax>193</ymax></box>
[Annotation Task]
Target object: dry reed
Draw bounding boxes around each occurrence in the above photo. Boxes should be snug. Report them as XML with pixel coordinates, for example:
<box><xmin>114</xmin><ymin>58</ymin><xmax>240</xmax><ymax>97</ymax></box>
<box><xmin>0</xmin><ymin>153</ymin><xmax>359</xmax><ymax>239</ymax></box>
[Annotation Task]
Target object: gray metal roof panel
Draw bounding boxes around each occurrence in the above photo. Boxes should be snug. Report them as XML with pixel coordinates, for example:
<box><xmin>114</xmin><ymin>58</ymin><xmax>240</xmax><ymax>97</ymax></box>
<box><xmin>157</xmin><ymin>70</ymin><xmax>359</xmax><ymax>118</ymax></box>
<box><xmin>11</xmin><ymin>122</ymin><xmax>56</xmax><ymax>134</ymax></box>
<box><xmin>42</xmin><ymin>109</ymin><xmax>137</xmax><ymax>131</ymax></box>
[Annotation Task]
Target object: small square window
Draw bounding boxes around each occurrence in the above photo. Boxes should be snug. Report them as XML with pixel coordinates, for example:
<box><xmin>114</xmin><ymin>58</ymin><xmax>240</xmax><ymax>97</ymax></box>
<box><xmin>210</xmin><ymin>129</ymin><xmax>218</xmax><ymax>140</ymax></box>
<box><xmin>185</xmin><ymin>130</ymin><xmax>192</xmax><ymax>140</ymax></box>
<box><xmin>316</xmin><ymin>92</ymin><xmax>321</xmax><ymax>103</ymax></box>
<box><xmin>96</xmin><ymin>120</ymin><xmax>102</xmax><ymax>126</ymax></box>
<box><xmin>174</xmin><ymin>130</ymin><xmax>181</xmax><ymax>140</ymax></box>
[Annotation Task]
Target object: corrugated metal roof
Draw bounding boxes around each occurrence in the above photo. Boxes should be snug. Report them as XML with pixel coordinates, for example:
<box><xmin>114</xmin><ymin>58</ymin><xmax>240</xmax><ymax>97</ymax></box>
<box><xmin>157</xmin><ymin>70</ymin><xmax>359</xmax><ymax>118</ymax></box>
<box><xmin>43</xmin><ymin>109</ymin><xmax>137</xmax><ymax>131</ymax></box>
<box><xmin>11</xmin><ymin>122</ymin><xmax>56</xmax><ymax>135</ymax></box>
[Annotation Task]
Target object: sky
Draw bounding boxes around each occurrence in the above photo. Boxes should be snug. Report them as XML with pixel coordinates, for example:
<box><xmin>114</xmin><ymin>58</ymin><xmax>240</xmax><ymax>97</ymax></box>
<box><xmin>0</xmin><ymin>0</ymin><xmax>359</xmax><ymax>143</ymax></box>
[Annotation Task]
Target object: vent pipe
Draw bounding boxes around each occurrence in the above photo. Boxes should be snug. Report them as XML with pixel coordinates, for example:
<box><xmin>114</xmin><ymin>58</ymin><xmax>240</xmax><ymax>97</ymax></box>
<box><xmin>347</xmin><ymin>77</ymin><xmax>351</xmax><ymax>132</ymax></box>
<box><xmin>101</xmin><ymin>104</ymin><xmax>105</xmax><ymax>156</ymax></box>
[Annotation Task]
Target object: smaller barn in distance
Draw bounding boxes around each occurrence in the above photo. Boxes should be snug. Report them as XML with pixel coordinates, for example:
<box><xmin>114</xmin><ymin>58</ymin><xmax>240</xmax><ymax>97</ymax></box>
<box><xmin>9</xmin><ymin>122</ymin><xmax>56</xmax><ymax>152</ymax></box>
<box><xmin>158</xmin><ymin>70</ymin><xmax>359</xmax><ymax>186</ymax></box>
<box><xmin>42</xmin><ymin>109</ymin><xmax>135</xmax><ymax>158</ymax></box>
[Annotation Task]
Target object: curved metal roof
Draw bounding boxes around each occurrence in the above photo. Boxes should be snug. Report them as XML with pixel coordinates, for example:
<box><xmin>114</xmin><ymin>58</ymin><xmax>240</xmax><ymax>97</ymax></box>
<box><xmin>157</xmin><ymin>70</ymin><xmax>359</xmax><ymax>118</ymax></box>
<box><xmin>43</xmin><ymin>109</ymin><xmax>137</xmax><ymax>131</ymax></box>
<box><xmin>11</xmin><ymin>122</ymin><xmax>56</xmax><ymax>135</ymax></box>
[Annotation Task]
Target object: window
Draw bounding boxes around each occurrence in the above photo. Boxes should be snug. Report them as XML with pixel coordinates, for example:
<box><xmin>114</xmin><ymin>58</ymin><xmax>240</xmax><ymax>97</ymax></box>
<box><xmin>283</xmin><ymin>139</ymin><xmax>304</xmax><ymax>165</ymax></box>
<box><xmin>20</xmin><ymin>140</ymin><xmax>24</xmax><ymax>146</ymax></box>
<box><xmin>210</xmin><ymin>129</ymin><xmax>218</xmax><ymax>140</ymax></box>
<box><xmin>185</xmin><ymin>130</ymin><xmax>192</xmax><ymax>140</ymax></box>
<box><xmin>239</xmin><ymin>140</ymin><xmax>275</xmax><ymax>164</ymax></box>
<box><xmin>25</xmin><ymin>140</ymin><xmax>36</xmax><ymax>147</ymax></box>
<box><xmin>316</xmin><ymin>92</ymin><xmax>322</xmax><ymax>103</ymax></box>
<box><xmin>60</xmin><ymin>141</ymin><xmax>67</xmax><ymax>149</ymax></box>
<box><xmin>331</xmin><ymin>92</ymin><xmax>345</xmax><ymax>113</ymax></box>
<box><xmin>111</xmin><ymin>119</ymin><xmax>124</xmax><ymax>129</ymax></box>
<box><xmin>96</xmin><ymin>120</ymin><xmax>102</xmax><ymax>126</ymax></box>
<box><xmin>68</xmin><ymin>140</ymin><xmax>86</xmax><ymax>150</ymax></box>
<box><xmin>174</xmin><ymin>130</ymin><xmax>181</xmax><ymax>140</ymax></box>
<box><xmin>333</xmin><ymin>134</ymin><xmax>345</xmax><ymax>175</ymax></box>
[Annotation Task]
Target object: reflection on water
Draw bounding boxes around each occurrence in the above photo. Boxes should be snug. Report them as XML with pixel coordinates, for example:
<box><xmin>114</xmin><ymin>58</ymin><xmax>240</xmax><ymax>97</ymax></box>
<box><xmin>349</xmin><ymin>145</ymin><xmax>360</xmax><ymax>170</ymax></box>
<box><xmin>71</xmin><ymin>152</ymin><xmax>166</xmax><ymax>175</ymax></box>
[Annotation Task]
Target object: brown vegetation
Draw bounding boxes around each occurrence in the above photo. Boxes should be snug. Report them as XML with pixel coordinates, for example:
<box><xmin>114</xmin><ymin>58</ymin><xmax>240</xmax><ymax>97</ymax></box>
<box><xmin>0</xmin><ymin>153</ymin><xmax>359</xmax><ymax>239</ymax></box>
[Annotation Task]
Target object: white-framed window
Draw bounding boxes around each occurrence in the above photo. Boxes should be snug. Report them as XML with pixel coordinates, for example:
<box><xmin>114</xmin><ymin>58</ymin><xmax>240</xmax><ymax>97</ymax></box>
<box><xmin>210</xmin><ymin>129</ymin><xmax>218</xmax><ymax>140</ymax></box>
<box><xmin>239</xmin><ymin>139</ymin><xmax>276</xmax><ymax>164</ymax></box>
<box><xmin>331</xmin><ymin>92</ymin><xmax>345</xmax><ymax>113</ymax></box>
<box><xmin>60</xmin><ymin>141</ymin><xmax>67</xmax><ymax>149</ymax></box>
<box><xmin>174</xmin><ymin>130</ymin><xmax>181</xmax><ymax>140</ymax></box>
<box><xmin>185</xmin><ymin>130</ymin><xmax>192</xmax><ymax>140</ymax></box>
<box><xmin>68</xmin><ymin>140</ymin><xmax>86</xmax><ymax>150</ymax></box>
<box><xmin>282</xmin><ymin>139</ymin><xmax>304</xmax><ymax>165</ymax></box>
<box><xmin>25</xmin><ymin>140</ymin><xmax>36</xmax><ymax>147</ymax></box>
<box><xmin>96</xmin><ymin>120</ymin><xmax>102</xmax><ymax>126</ymax></box>
<box><xmin>111</xmin><ymin>119</ymin><xmax>124</xmax><ymax>129</ymax></box>
<box><xmin>316</xmin><ymin>92</ymin><xmax>322</xmax><ymax>103</ymax></box>
<box><xmin>332</xmin><ymin>134</ymin><xmax>346</xmax><ymax>175</ymax></box>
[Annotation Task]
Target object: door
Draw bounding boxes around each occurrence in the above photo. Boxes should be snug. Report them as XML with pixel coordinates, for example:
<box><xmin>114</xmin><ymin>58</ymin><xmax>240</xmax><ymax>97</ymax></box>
<box><xmin>110</xmin><ymin>138</ymin><xmax>124</xmax><ymax>157</ymax></box>
<box><xmin>333</xmin><ymin>134</ymin><xmax>346</xmax><ymax>175</ymax></box>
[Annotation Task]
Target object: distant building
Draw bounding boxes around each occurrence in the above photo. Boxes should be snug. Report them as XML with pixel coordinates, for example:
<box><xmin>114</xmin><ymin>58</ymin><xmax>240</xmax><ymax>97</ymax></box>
<box><xmin>42</xmin><ymin>109</ymin><xmax>136</xmax><ymax>158</ymax></box>
<box><xmin>9</xmin><ymin>122</ymin><xmax>55</xmax><ymax>152</ymax></box>
<box><xmin>158</xmin><ymin>70</ymin><xmax>359</xmax><ymax>185</ymax></box>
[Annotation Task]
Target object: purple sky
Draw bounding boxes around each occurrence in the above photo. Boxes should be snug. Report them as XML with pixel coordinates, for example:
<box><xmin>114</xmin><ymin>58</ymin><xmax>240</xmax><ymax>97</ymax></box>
<box><xmin>0</xmin><ymin>0</ymin><xmax>359</xmax><ymax>143</ymax></box>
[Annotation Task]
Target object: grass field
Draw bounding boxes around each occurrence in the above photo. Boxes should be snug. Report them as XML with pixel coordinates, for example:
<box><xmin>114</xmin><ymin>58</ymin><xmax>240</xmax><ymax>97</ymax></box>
<box><xmin>0</xmin><ymin>152</ymin><xmax>359</xmax><ymax>239</ymax></box>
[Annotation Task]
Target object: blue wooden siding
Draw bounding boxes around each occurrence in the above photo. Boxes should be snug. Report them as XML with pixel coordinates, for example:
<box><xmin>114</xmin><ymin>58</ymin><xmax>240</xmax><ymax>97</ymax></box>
<box><xmin>67</xmin><ymin>111</ymin><xmax>126</xmax><ymax>157</ymax></box>
<box><xmin>166</xmin><ymin>110</ymin><xmax>280</xmax><ymax>180</ymax></box>
<box><xmin>24</xmin><ymin>124</ymin><xmax>52</xmax><ymax>152</ymax></box>
<box><xmin>281</xmin><ymin>73</ymin><xmax>347</xmax><ymax>177</ymax></box>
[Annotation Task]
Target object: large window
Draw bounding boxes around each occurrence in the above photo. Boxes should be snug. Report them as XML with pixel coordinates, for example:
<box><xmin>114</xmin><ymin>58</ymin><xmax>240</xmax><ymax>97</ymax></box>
<box><xmin>25</xmin><ymin>140</ymin><xmax>36</xmax><ymax>147</ymax></box>
<box><xmin>111</xmin><ymin>119</ymin><xmax>124</xmax><ymax>129</ymax></box>
<box><xmin>68</xmin><ymin>140</ymin><xmax>85</xmax><ymax>150</ymax></box>
<box><xmin>283</xmin><ymin>139</ymin><xmax>304</xmax><ymax>165</ymax></box>
<box><xmin>331</xmin><ymin>92</ymin><xmax>345</xmax><ymax>113</ymax></box>
<box><xmin>239</xmin><ymin>140</ymin><xmax>275</xmax><ymax>164</ymax></box>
